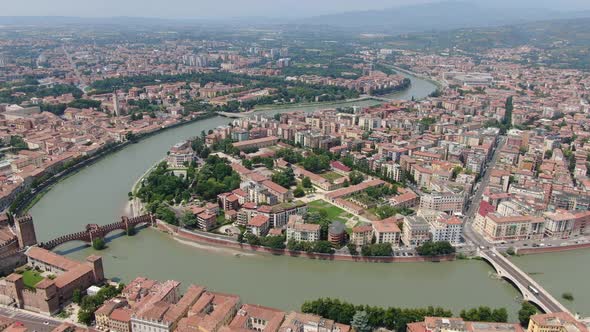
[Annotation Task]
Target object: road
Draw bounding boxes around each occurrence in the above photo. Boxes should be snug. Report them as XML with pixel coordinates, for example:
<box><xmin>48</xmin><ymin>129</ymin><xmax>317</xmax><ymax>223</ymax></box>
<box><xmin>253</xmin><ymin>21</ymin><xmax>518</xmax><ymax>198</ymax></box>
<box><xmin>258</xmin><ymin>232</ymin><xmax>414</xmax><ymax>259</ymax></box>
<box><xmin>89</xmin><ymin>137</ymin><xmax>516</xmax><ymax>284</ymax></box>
<box><xmin>0</xmin><ymin>307</ymin><xmax>60</xmax><ymax>332</ymax></box>
<box><xmin>463</xmin><ymin>136</ymin><xmax>506</xmax><ymax>247</ymax></box>
<box><xmin>62</xmin><ymin>45</ymin><xmax>88</xmax><ymax>92</ymax></box>
<box><xmin>481</xmin><ymin>250</ymin><xmax>565</xmax><ymax>313</ymax></box>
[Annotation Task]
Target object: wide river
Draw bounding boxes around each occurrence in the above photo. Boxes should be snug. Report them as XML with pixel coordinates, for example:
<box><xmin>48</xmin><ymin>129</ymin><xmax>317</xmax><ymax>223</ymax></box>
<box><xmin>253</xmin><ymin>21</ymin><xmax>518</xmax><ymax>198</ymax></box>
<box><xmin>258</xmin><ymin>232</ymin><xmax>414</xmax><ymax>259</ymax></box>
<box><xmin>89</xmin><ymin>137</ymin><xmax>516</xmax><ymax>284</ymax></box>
<box><xmin>29</xmin><ymin>73</ymin><xmax>588</xmax><ymax>320</ymax></box>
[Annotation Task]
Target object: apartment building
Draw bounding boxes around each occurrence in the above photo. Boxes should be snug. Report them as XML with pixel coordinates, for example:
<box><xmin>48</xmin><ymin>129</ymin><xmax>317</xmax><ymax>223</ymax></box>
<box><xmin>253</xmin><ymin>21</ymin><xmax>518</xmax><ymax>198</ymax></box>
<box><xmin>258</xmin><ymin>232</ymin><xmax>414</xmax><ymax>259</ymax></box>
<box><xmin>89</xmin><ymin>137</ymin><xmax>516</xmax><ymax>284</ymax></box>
<box><xmin>351</xmin><ymin>225</ymin><xmax>374</xmax><ymax>246</ymax></box>
<box><xmin>419</xmin><ymin>191</ymin><xmax>466</xmax><ymax>214</ymax></box>
<box><xmin>527</xmin><ymin>313</ymin><xmax>588</xmax><ymax>332</ymax></box>
<box><xmin>286</xmin><ymin>215</ymin><xmax>320</xmax><ymax>242</ymax></box>
<box><xmin>475</xmin><ymin>213</ymin><xmax>545</xmax><ymax>243</ymax></box>
<box><xmin>429</xmin><ymin>215</ymin><xmax>463</xmax><ymax>244</ymax></box>
<box><xmin>372</xmin><ymin>217</ymin><xmax>401</xmax><ymax>246</ymax></box>
<box><xmin>402</xmin><ymin>216</ymin><xmax>431</xmax><ymax>246</ymax></box>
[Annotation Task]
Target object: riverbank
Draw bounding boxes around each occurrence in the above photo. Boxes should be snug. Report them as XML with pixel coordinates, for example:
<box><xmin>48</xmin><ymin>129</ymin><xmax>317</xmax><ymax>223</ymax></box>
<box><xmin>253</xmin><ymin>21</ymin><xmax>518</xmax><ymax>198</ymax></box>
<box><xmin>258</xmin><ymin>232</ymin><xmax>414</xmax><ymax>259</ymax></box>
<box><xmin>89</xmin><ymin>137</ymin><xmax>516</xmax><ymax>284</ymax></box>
<box><xmin>516</xmin><ymin>242</ymin><xmax>590</xmax><ymax>255</ymax></box>
<box><xmin>386</xmin><ymin>64</ymin><xmax>445</xmax><ymax>91</ymax></box>
<box><xmin>154</xmin><ymin>221</ymin><xmax>455</xmax><ymax>263</ymax></box>
<box><xmin>252</xmin><ymin>96</ymin><xmax>378</xmax><ymax>112</ymax></box>
<box><xmin>13</xmin><ymin>112</ymin><xmax>217</xmax><ymax>215</ymax></box>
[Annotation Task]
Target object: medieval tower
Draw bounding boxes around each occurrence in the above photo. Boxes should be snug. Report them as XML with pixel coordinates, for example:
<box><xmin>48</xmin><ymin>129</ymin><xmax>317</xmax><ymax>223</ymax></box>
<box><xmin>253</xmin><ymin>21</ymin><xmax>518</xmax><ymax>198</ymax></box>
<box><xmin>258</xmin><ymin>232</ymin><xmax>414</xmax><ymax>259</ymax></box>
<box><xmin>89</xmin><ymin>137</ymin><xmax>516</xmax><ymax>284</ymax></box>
<box><xmin>14</xmin><ymin>214</ymin><xmax>37</xmax><ymax>248</ymax></box>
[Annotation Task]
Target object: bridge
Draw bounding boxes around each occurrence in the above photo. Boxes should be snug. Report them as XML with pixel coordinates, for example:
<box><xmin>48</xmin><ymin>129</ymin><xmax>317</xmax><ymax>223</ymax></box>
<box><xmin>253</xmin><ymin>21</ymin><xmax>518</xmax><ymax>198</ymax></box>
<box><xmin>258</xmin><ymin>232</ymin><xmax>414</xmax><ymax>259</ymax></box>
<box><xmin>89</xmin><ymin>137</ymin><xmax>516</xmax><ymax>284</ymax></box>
<box><xmin>479</xmin><ymin>249</ymin><xmax>570</xmax><ymax>314</ymax></box>
<box><xmin>39</xmin><ymin>214</ymin><xmax>155</xmax><ymax>250</ymax></box>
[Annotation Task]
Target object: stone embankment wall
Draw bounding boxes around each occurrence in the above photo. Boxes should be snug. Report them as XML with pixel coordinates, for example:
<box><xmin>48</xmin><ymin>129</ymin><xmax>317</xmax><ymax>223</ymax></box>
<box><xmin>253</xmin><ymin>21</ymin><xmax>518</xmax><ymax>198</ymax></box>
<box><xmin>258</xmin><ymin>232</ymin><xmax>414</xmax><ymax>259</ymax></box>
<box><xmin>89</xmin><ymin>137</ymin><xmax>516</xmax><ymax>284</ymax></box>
<box><xmin>517</xmin><ymin>242</ymin><xmax>590</xmax><ymax>255</ymax></box>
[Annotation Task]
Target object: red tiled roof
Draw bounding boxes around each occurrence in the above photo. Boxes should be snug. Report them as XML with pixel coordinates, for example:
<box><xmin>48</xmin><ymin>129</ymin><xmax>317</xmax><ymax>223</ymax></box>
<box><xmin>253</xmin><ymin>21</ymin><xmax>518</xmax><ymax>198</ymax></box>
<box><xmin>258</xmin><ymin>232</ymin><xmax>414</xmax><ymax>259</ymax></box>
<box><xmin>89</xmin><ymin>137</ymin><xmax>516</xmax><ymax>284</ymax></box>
<box><xmin>248</xmin><ymin>215</ymin><xmax>269</xmax><ymax>227</ymax></box>
<box><xmin>478</xmin><ymin>201</ymin><xmax>495</xmax><ymax>217</ymax></box>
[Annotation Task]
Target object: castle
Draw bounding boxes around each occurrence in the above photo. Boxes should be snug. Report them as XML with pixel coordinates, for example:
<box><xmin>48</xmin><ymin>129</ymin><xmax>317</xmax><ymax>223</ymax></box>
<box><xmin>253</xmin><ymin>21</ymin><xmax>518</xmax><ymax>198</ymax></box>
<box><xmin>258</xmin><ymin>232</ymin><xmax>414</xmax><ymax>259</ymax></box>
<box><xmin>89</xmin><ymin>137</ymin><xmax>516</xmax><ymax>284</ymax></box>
<box><xmin>0</xmin><ymin>214</ymin><xmax>105</xmax><ymax>315</ymax></box>
<box><xmin>0</xmin><ymin>214</ymin><xmax>37</xmax><ymax>275</ymax></box>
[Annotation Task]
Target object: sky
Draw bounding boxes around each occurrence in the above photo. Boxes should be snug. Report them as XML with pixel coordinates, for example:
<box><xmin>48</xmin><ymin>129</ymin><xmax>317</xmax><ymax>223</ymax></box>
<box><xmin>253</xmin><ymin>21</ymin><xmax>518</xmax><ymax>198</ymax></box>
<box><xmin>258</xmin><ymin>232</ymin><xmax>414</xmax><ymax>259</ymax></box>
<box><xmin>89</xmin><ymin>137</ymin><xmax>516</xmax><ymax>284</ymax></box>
<box><xmin>3</xmin><ymin>0</ymin><xmax>590</xmax><ymax>19</ymax></box>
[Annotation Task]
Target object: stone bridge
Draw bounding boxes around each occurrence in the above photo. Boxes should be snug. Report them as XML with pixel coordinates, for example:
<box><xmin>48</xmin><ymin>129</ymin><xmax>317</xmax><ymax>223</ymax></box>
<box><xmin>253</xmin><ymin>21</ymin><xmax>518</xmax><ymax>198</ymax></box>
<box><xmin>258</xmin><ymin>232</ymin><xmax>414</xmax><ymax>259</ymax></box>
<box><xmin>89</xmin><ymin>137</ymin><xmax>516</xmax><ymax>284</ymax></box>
<box><xmin>479</xmin><ymin>249</ymin><xmax>570</xmax><ymax>314</ymax></box>
<box><xmin>39</xmin><ymin>214</ymin><xmax>155</xmax><ymax>250</ymax></box>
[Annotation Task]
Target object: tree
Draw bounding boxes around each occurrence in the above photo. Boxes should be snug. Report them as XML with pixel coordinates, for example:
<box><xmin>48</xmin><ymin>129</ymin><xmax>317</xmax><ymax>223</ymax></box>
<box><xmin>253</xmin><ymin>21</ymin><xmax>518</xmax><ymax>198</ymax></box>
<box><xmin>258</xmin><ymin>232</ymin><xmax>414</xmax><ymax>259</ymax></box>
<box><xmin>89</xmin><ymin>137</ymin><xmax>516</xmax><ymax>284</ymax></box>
<box><xmin>125</xmin><ymin>131</ymin><xmax>137</xmax><ymax>142</ymax></box>
<box><xmin>294</xmin><ymin>186</ymin><xmax>305</xmax><ymax>197</ymax></box>
<box><xmin>544</xmin><ymin>150</ymin><xmax>553</xmax><ymax>159</ymax></box>
<box><xmin>92</xmin><ymin>238</ymin><xmax>106</xmax><ymax>250</ymax></box>
<box><xmin>416</xmin><ymin>241</ymin><xmax>455</xmax><ymax>256</ymax></box>
<box><xmin>351</xmin><ymin>311</ymin><xmax>372</xmax><ymax>332</ymax></box>
<box><xmin>72</xmin><ymin>288</ymin><xmax>83</xmax><ymax>304</ymax></box>
<box><xmin>272</xmin><ymin>168</ymin><xmax>296</xmax><ymax>188</ymax></box>
<box><xmin>302</xmin><ymin>154</ymin><xmax>330</xmax><ymax>173</ymax></box>
<box><xmin>348</xmin><ymin>171</ymin><xmax>364</xmax><ymax>185</ymax></box>
<box><xmin>460</xmin><ymin>307</ymin><xmax>507</xmax><ymax>323</ymax></box>
<box><xmin>242</xmin><ymin>159</ymin><xmax>253</xmax><ymax>170</ymax></box>
<box><xmin>181</xmin><ymin>212</ymin><xmax>198</xmax><ymax>228</ymax></box>
<box><xmin>361</xmin><ymin>243</ymin><xmax>393</xmax><ymax>257</ymax></box>
<box><xmin>302</xmin><ymin>177</ymin><xmax>312</xmax><ymax>188</ymax></box>
<box><xmin>518</xmin><ymin>302</ymin><xmax>537</xmax><ymax>327</ymax></box>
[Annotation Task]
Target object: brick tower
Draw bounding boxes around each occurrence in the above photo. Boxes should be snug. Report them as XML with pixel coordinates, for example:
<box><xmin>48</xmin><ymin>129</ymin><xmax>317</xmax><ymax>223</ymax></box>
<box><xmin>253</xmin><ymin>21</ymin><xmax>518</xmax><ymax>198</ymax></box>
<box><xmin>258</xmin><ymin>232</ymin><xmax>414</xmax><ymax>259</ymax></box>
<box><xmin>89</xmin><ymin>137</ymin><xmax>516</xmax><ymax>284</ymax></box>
<box><xmin>86</xmin><ymin>255</ymin><xmax>105</xmax><ymax>283</ymax></box>
<box><xmin>15</xmin><ymin>214</ymin><xmax>37</xmax><ymax>248</ymax></box>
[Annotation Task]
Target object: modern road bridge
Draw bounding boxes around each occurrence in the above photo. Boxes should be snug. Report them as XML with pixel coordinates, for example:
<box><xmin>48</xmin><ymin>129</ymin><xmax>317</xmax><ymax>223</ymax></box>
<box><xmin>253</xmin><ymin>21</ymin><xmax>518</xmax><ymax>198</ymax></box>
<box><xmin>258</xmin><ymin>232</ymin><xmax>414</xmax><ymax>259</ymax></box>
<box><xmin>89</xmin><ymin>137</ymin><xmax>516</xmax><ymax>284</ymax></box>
<box><xmin>479</xmin><ymin>249</ymin><xmax>570</xmax><ymax>314</ymax></box>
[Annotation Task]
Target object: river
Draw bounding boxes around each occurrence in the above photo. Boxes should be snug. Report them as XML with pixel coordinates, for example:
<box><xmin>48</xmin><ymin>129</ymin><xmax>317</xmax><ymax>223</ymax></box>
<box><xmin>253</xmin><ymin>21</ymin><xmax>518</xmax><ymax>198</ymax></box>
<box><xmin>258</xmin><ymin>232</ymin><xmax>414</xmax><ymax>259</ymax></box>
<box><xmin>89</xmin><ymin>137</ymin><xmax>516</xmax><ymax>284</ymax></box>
<box><xmin>27</xmin><ymin>73</ymin><xmax>586</xmax><ymax>320</ymax></box>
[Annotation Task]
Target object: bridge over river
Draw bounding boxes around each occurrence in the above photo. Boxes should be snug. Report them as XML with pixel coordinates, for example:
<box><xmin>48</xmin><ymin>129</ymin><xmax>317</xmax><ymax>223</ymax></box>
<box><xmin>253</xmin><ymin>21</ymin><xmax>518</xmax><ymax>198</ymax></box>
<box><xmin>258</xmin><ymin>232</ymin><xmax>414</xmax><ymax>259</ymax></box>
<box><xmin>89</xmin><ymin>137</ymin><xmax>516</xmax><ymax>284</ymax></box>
<box><xmin>479</xmin><ymin>249</ymin><xmax>570</xmax><ymax>314</ymax></box>
<box><xmin>39</xmin><ymin>214</ymin><xmax>155</xmax><ymax>250</ymax></box>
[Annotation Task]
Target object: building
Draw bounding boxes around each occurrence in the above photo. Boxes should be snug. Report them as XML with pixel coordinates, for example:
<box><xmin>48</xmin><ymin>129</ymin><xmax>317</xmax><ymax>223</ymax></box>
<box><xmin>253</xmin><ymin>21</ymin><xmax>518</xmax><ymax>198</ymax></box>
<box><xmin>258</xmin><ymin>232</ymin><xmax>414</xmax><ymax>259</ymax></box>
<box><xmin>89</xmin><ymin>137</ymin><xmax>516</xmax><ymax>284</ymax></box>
<box><xmin>402</xmin><ymin>216</ymin><xmax>431</xmax><ymax>246</ymax></box>
<box><xmin>372</xmin><ymin>217</ymin><xmax>401</xmax><ymax>246</ymax></box>
<box><xmin>0</xmin><ymin>247</ymin><xmax>104</xmax><ymax>315</ymax></box>
<box><xmin>197</xmin><ymin>212</ymin><xmax>217</xmax><ymax>232</ymax></box>
<box><xmin>407</xmin><ymin>317</ymin><xmax>524</xmax><ymax>332</ymax></box>
<box><xmin>527</xmin><ymin>313</ymin><xmax>587</xmax><ymax>332</ymax></box>
<box><xmin>95</xmin><ymin>298</ymin><xmax>128</xmax><ymax>331</ymax></box>
<box><xmin>543</xmin><ymin>210</ymin><xmax>590</xmax><ymax>239</ymax></box>
<box><xmin>325</xmin><ymin>180</ymin><xmax>385</xmax><ymax>201</ymax></box>
<box><xmin>257</xmin><ymin>201</ymin><xmax>308</xmax><ymax>228</ymax></box>
<box><xmin>475</xmin><ymin>213</ymin><xmax>545</xmax><ymax>243</ymax></box>
<box><xmin>228</xmin><ymin>304</ymin><xmax>285</xmax><ymax>332</ymax></box>
<box><xmin>109</xmin><ymin>308</ymin><xmax>134</xmax><ymax>332</ymax></box>
<box><xmin>351</xmin><ymin>225</ymin><xmax>373</xmax><ymax>246</ymax></box>
<box><xmin>429</xmin><ymin>215</ymin><xmax>463</xmax><ymax>244</ymax></box>
<box><xmin>248</xmin><ymin>215</ymin><xmax>270</xmax><ymax>237</ymax></box>
<box><xmin>232</xmin><ymin>136</ymin><xmax>279</xmax><ymax>151</ymax></box>
<box><xmin>218</xmin><ymin>193</ymin><xmax>240</xmax><ymax>212</ymax></box>
<box><xmin>328</xmin><ymin>222</ymin><xmax>346</xmax><ymax>246</ymax></box>
<box><xmin>286</xmin><ymin>215</ymin><xmax>320</xmax><ymax>242</ymax></box>
<box><xmin>167</xmin><ymin>141</ymin><xmax>196</xmax><ymax>168</ymax></box>
<box><xmin>279</xmin><ymin>311</ymin><xmax>351</xmax><ymax>332</ymax></box>
<box><xmin>419</xmin><ymin>191</ymin><xmax>466</xmax><ymax>214</ymax></box>
<box><xmin>262</xmin><ymin>180</ymin><xmax>293</xmax><ymax>203</ymax></box>
<box><xmin>177</xmin><ymin>291</ymin><xmax>240</xmax><ymax>332</ymax></box>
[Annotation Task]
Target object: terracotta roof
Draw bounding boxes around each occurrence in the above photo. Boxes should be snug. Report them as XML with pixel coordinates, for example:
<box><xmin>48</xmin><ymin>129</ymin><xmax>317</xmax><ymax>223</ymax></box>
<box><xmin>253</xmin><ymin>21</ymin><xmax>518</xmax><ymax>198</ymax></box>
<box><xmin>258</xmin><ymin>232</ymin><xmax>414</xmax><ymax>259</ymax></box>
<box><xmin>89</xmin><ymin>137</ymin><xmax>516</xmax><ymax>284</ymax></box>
<box><xmin>248</xmin><ymin>215</ymin><xmax>269</xmax><ymax>228</ymax></box>
<box><xmin>372</xmin><ymin>219</ymin><xmax>401</xmax><ymax>233</ymax></box>
<box><xmin>27</xmin><ymin>247</ymin><xmax>81</xmax><ymax>271</ymax></box>
<box><xmin>110</xmin><ymin>308</ymin><xmax>132</xmax><ymax>323</ymax></box>
<box><xmin>262</xmin><ymin>180</ymin><xmax>289</xmax><ymax>195</ymax></box>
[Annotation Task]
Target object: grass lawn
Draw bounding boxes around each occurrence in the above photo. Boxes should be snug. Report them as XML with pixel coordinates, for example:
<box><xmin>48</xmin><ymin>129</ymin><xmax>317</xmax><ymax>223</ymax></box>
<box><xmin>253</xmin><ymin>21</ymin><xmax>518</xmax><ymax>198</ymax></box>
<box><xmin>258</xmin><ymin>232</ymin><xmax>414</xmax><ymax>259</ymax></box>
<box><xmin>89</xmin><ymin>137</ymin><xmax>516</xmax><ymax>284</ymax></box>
<box><xmin>308</xmin><ymin>200</ymin><xmax>346</xmax><ymax>220</ymax></box>
<box><xmin>22</xmin><ymin>270</ymin><xmax>44</xmax><ymax>288</ymax></box>
<box><xmin>320</xmin><ymin>171</ymin><xmax>344</xmax><ymax>182</ymax></box>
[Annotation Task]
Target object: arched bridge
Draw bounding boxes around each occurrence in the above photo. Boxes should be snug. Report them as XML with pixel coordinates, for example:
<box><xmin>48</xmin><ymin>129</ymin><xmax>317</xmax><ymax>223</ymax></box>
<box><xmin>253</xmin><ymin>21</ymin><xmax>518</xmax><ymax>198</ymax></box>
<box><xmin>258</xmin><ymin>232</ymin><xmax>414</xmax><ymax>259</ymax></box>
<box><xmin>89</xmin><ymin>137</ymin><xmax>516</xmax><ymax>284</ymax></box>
<box><xmin>479</xmin><ymin>249</ymin><xmax>570</xmax><ymax>314</ymax></box>
<box><xmin>39</xmin><ymin>214</ymin><xmax>155</xmax><ymax>250</ymax></box>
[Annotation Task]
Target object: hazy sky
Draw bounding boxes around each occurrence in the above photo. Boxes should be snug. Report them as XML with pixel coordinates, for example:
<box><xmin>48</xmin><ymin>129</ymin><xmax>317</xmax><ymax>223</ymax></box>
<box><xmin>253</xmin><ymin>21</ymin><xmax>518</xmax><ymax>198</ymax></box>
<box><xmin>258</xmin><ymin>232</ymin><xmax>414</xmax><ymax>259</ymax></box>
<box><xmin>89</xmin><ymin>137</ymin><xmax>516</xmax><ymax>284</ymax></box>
<box><xmin>3</xmin><ymin>0</ymin><xmax>590</xmax><ymax>18</ymax></box>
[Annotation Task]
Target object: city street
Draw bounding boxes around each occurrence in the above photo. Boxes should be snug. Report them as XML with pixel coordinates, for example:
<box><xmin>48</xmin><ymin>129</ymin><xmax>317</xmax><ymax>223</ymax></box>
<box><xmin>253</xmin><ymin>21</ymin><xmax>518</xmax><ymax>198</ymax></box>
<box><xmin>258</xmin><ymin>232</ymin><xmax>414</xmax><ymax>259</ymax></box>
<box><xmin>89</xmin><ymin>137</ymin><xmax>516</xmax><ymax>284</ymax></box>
<box><xmin>463</xmin><ymin>136</ymin><xmax>506</xmax><ymax>247</ymax></box>
<box><xmin>0</xmin><ymin>306</ymin><xmax>60</xmax><ymax>332</ymax></box>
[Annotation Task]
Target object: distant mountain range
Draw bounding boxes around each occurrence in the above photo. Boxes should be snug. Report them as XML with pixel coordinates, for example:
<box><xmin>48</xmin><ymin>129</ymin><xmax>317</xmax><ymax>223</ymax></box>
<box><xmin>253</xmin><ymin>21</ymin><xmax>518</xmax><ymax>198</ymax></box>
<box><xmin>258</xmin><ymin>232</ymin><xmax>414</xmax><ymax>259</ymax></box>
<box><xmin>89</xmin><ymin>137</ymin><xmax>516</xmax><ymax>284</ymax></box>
<box><xmin>1</xmin><ymin>1</ymin><xmax>590</xmax><ymax>35</ymax></box>
<box><xmin>297</xmin><ymin>1</ymin><xmax>590</xmax><ymax>33</ymax></box>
